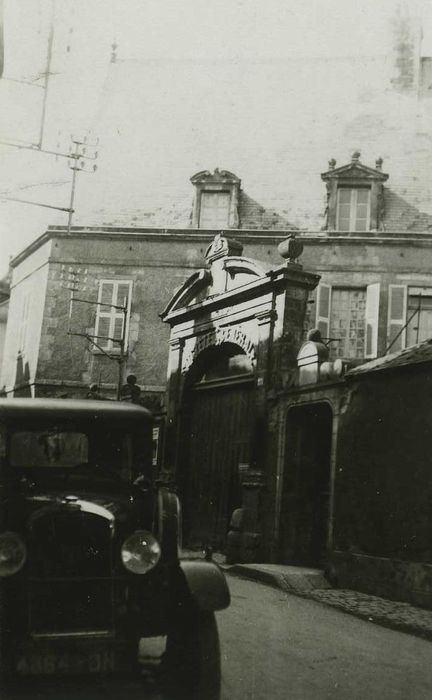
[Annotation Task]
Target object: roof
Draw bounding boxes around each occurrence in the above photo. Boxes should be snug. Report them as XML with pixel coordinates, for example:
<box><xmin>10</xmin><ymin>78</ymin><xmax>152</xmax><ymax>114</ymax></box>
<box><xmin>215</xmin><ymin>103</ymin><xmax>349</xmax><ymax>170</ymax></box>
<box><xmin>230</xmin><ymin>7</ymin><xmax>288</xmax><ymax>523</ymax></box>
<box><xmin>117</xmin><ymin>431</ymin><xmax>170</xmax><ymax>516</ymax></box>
<box><xmin>0</xmin><ymin>398</ymin><xmax>152</xmax><ymax>425</ymax></box>
<box><xmin>346</xmin><ymin>340</ymin><xmax>432</xmax><ymax>378</ymax></box>
<box><xmin>2</xmin><ymin>6</ymin><xmax>432</xmax><ymax>276</ymax></box>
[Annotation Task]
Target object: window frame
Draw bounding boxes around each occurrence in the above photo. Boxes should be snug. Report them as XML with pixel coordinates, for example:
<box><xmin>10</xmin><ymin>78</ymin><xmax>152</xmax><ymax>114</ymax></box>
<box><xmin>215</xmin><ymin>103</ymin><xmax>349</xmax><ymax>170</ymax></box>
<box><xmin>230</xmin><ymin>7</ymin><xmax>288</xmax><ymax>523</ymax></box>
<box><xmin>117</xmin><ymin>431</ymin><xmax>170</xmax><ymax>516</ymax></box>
<box><xmin>315</xmin><ymin>283</ymin><xmax>380</xmax><ymax>359</ymax></box>
<box><xmin>336</xmin><ymin>187</ymin><xmax>371</xmax><ymax>232</ymax></box>
<box><xmin>93</xmin><ymin>279</ymin><xmax>133</xmax><ymax>352</ymax></box>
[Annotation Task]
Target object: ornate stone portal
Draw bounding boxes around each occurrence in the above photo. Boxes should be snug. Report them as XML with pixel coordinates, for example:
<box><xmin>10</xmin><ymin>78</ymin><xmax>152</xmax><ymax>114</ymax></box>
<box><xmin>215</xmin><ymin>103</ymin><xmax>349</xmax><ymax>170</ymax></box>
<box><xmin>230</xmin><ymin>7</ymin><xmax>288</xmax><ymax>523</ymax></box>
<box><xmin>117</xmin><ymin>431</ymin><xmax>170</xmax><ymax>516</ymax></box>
<box><xmin>160</xmin><ymin>234</ymin><xmax>319</xmax><ymax>562</ymax></box>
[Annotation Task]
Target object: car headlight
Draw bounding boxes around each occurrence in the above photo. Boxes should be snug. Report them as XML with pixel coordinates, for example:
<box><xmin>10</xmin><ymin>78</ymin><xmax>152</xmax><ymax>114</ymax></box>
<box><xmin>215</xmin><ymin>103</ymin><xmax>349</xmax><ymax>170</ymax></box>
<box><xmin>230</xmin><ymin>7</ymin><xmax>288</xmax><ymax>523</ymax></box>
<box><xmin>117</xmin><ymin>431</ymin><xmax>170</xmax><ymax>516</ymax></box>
<box><xmin>0</xmin><ymin>531</ymin><xmax>27</xmax><ymax>577</ymax></box>
<box><xmin>121</xmin><ymin>530</ymin><xmax>161</xmax><ymax>574</ymax></box>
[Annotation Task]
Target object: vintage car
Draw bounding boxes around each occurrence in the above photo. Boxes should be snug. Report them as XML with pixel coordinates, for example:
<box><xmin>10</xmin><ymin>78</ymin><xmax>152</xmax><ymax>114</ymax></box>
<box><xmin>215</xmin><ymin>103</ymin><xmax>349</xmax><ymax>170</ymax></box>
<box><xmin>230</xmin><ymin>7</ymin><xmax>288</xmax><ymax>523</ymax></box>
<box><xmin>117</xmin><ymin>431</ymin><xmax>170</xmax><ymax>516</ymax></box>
<box><xmin>0</xmin><ymin>398</ymin><xmax>230</xmax><ymax>698</ymax></box>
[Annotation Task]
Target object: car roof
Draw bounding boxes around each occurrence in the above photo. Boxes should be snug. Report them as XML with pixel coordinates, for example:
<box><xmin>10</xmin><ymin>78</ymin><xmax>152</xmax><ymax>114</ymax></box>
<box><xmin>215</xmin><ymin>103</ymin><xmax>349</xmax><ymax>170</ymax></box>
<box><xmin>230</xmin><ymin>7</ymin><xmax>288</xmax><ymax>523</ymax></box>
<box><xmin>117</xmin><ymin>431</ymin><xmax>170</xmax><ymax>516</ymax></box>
<box><xmin>0</xmin><ymin>398</ymin><xmax>152</xmax><ymax>426</ymax></box>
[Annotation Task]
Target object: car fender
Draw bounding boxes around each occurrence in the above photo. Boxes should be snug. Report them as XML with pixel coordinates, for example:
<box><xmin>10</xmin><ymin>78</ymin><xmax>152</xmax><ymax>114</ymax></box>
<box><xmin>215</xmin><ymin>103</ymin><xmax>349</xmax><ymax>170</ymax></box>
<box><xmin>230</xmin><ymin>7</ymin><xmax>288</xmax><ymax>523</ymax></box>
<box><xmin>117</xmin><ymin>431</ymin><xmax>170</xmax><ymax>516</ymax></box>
<box><xmin>179</xmin><ymin>560</ymin><xmax>230</xmax><ymax>611</ymax></box>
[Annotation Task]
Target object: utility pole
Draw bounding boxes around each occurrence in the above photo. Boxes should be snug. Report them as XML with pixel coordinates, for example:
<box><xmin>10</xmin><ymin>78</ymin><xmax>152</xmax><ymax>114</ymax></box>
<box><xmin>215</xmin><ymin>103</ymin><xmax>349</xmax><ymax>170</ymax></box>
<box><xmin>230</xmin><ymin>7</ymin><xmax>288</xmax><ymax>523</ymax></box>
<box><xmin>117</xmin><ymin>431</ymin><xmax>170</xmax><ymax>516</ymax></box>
<box><xmin>0</xmin><ymin>0</ymin><xmax>56</xmax><ymax>151</ymax></box>
<box><xmin>38</xmin><ymin>0</ymin><xmax>56</xmax><ymax>150</ymax></box>
<box><xmin>67</xmin><ymin>137</ymin><xmax>98</xmax><ymax>233</ymax></box>
<box><xmin>0</xmin><ymin>2</ymin><xmax>98</xmax><ymax>227</ymax></box>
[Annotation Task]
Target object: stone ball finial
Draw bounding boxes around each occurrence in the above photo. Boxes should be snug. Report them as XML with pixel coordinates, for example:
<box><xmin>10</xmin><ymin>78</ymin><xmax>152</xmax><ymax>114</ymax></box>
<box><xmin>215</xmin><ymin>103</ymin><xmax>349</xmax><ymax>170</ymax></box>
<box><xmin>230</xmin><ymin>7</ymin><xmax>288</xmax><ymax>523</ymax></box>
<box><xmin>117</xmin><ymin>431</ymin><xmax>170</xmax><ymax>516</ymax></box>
<box><xmin>351</xmin><ymin>151</ymin><xmax>361</xmax><ymax>163</ymax></box>
<box><xmin>375</xmin><ymin>157</ymin><xmax>383</xmax><ymax>171</ymax></box>
<box><xmin>278</xmin><ymin>234</ymin><xmax>304</xmax><ymax>266</ymax></box>
<box><xmin>328</xmin><ymin>158</ymin><xmax>336</xmax><ymax>170</ymax></box>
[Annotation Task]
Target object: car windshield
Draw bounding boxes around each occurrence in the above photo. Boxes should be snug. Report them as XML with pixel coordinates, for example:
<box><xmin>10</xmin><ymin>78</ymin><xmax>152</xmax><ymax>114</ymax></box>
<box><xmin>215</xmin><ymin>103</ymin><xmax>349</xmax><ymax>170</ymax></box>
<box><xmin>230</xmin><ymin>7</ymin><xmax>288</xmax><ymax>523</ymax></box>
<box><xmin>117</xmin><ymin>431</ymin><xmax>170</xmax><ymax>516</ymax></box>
<box><xmin>5</xmin><ymin>425</ymin><xmax>148</xmax><ymax>481</ymax></box>
<box><xmin>10</xmin><ymin>430</ymin><xmax>88</xmax><ymax>468</ymax></box>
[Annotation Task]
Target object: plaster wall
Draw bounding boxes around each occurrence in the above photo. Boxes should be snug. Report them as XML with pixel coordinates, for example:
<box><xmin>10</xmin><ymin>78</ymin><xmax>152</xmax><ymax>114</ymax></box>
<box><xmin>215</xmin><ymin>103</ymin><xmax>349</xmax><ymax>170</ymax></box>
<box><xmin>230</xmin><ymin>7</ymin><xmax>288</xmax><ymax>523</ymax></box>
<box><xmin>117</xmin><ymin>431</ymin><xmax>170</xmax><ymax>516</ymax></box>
<box><xmin>1</xmin><ymin>243</ymin><xmax>50</xmax><ymax>394</ymax></box>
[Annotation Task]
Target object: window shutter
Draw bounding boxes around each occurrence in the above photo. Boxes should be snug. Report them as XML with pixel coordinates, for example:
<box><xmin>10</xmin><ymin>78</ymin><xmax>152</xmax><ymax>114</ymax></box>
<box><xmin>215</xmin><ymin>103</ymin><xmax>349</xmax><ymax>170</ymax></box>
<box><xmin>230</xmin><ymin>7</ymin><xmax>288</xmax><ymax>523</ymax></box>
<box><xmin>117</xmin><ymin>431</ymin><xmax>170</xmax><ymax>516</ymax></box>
<box><xmin>387</xmin><ymin>285</ymin><xmax>407</xmax><ymax>353</ymax></box>
<box><xmin>316</xmin><ymin>284</ymin><xmax>332</xmax><ymax>340</ymax></box>
<box><xmin>365</xmin><ymin>283</ymin><xmax>380</xmax><ymax>358</ymax></box>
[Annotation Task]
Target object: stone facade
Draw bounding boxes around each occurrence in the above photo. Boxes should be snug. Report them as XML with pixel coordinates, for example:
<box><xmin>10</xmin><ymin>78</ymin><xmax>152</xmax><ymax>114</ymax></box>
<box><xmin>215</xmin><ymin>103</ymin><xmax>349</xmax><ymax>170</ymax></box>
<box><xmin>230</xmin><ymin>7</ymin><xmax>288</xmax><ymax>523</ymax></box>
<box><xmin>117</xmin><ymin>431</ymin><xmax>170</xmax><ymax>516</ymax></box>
<box><xmin>5</xmin><ymin>220</ymin><xmax>432</xmax><ymax>400</ymax></box>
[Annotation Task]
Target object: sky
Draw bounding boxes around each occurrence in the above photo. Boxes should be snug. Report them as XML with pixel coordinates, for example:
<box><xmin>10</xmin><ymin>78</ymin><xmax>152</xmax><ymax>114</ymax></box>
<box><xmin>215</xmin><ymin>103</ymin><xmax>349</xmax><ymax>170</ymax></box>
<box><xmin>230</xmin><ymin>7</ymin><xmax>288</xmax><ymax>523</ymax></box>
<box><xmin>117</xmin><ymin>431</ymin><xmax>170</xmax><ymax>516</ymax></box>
<box><xmin>0</xmin><ymin>0</ymin><xmax>430</xmax><ymax>278</ymax></box>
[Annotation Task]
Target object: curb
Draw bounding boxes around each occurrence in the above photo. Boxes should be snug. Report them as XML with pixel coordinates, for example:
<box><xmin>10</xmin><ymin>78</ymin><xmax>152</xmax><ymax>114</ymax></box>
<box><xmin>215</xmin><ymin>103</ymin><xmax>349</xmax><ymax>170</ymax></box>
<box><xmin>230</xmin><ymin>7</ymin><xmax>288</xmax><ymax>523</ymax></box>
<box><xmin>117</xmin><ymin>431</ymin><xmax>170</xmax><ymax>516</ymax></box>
<box><xmin>225</xmin><ymin>564</ymin><xmax>432</xmax><ymax>643</ymax></box>
<box><xmin>226</xmin><ymin>563</ymin><xmax>330</xmax><ymax>594</ymax></box>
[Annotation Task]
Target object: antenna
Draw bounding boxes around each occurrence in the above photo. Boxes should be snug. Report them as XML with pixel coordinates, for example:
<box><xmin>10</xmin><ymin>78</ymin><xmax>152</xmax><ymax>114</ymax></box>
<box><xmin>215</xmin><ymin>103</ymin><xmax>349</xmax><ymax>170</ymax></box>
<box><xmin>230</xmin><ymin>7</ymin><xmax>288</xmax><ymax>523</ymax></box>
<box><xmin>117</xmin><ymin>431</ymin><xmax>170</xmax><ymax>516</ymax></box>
<box><xmin>0</xmin><ymin>5</ymin><xmax>98</xmax><ymax>227</ymax></box>
<box><xmin>66</xmin><ymin>136</ymin><xmax>98</xmax><ymax>232</ymax></box>
<box><xmin>0</xmin><ymin>135</ymin><xmax>98</xmax><ymax>221</ymax></box>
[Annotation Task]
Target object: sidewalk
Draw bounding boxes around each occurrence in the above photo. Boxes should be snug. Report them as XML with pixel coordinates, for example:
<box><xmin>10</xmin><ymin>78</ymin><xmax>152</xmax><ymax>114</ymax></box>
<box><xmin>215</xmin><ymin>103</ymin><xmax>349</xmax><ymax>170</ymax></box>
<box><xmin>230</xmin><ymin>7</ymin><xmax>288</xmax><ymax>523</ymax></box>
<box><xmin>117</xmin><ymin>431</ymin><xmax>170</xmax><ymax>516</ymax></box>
<box><xmin>182</xmin><ymin>550</ymin><xmax>432</xmax><ymax>642</ymax></box>
<box><xmin>226</xmin><ymin>562</ymin><xmax>432</xmax><ymax>642</ymax></box>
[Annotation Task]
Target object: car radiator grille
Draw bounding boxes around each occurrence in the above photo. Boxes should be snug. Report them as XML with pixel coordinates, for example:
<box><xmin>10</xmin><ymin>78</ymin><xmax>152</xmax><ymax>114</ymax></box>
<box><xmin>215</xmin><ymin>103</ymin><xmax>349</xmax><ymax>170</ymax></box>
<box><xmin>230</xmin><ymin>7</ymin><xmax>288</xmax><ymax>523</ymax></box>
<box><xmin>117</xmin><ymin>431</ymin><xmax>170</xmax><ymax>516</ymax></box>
<box><xmin>28</xmin><ymin>510</ymin><xmax>114</xmax><ymax>635</ymax></box>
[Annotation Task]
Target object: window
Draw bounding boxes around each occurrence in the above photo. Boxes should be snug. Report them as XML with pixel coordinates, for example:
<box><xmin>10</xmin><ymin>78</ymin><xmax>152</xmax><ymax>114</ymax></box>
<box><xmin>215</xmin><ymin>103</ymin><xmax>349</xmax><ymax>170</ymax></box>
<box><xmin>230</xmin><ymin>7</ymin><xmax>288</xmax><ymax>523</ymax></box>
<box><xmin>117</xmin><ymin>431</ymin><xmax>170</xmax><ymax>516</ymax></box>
<box><xmin>11</xmin><ymin>430</ymin><xmax>88</xmax><ymax>468</ymax></box>
<box><xmin>336</xmin><ymin>188</ymin><xmax>370</xmax><ymax>232</ymax></box>
<box><xmin>199</xmin><ymin>192</ymin><xmax>230</xmax><ymax>229</ymax></box>
<box><xmin>321</xmin><ymin>154</ymin><xmax>388</xmax><ymax>232</ymax></box>
<box><xmin>190</xmin><ymin>169</ymin><xmax>241</xmax><ymax>228</ymax></box>
<box><xmin>407</xmin><ymin>290</ymin><xmax>432</xmax><ymax>346</ymax></box>
<box><xmin>387</xmin><ymin>285</ymin><xmax>432</xmax><ymax>352</ymax></box>
<box><xmin>94</xmin><ymin>280</ymin><xmax>132</xmax><ymax>351</ymax></box>
<box><xmin>314</xmin><ymin>283</ymin><xmax>380</xmax><ymax>359</ymax></box>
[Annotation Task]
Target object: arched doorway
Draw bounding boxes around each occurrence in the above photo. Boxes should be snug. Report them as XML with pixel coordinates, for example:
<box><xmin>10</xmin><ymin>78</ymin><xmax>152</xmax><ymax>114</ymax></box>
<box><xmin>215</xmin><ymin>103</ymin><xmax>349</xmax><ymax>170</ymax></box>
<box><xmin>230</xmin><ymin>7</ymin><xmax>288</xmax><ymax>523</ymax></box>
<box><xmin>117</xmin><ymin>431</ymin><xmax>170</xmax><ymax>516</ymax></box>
<box><xmin>279</xmin><ymin>402</ymin><xmax>333</xmax><ymax>566</ymax></box>
<box><xmin>179</xmin><ymin>343</ymin><xmax>255</xmax><ymax>551</ymax></box>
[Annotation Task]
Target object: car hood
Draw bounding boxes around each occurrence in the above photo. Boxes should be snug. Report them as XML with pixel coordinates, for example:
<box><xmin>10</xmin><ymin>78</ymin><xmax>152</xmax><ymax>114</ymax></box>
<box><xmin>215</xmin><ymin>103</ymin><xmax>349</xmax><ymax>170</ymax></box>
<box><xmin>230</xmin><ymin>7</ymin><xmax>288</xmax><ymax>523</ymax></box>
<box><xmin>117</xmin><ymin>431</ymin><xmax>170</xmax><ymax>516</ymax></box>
<box><xmin>2</xmin><ymin>483</ymin><xmax>153</xmax><ymax>538</ymax></box>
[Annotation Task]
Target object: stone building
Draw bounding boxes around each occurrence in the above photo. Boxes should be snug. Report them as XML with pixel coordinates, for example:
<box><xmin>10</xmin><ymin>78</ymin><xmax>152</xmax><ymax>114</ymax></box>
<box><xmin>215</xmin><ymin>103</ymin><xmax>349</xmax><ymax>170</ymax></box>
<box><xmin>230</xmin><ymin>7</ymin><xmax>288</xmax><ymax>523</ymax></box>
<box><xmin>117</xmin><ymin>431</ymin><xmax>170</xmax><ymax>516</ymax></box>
<box><xmin>2</xmin><ymin>6</ymin><xmax>432</xmax><ymax>603</ymax></box>
<box><xmin>3</xmin><ymin>151</ymin><xmax>432</xmax><ymax>408</ymax></box>
<box><xmin>160</xmin><ymin>230</ymin><xmax>432</xmax><ymax>609</ymax></box>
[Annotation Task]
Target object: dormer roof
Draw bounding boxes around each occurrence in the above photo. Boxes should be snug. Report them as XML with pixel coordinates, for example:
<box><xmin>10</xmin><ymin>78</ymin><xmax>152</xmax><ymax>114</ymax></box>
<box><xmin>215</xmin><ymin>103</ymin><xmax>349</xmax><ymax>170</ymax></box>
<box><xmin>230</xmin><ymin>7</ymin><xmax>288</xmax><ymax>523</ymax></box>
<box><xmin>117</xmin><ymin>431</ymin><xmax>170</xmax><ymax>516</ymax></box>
<box><xmin>321</xmin><ymin>152</ymin><xmax>389</xmax><ymax>183</ymax></box>
<box><xmin>190</xmin><ymin>169</ymin><xmax>241</xmax><ymax>186</ymax></box>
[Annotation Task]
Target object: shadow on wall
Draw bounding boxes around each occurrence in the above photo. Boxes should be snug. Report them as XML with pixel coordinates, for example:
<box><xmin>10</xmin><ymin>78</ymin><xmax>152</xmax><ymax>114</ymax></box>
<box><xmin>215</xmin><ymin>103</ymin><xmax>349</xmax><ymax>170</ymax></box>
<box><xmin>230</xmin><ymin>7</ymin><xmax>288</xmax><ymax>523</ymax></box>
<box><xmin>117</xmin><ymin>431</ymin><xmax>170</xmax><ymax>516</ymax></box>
<box><xmin>14</xmin><ymin>353</ymin><xmax>32</xmax><ymax>397</ymax></box>
<box><xmin>239</xmin><ymin>191</ymin><xmax>298</xmax><ymax>231</ymax></box>
<box><xmin>383</xmin><ymin>189</ymin><xmax>432</xmax><ymax>232</ymax></box>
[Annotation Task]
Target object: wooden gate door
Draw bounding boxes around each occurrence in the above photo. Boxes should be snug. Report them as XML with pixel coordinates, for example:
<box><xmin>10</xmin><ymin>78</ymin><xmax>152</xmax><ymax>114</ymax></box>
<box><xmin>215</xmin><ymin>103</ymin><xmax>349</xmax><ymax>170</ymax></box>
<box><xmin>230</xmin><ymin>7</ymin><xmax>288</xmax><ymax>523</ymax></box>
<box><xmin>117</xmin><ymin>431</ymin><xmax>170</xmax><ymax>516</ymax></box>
<box><xmin>180</xmin><ymin>378</ymin><xmax>254</xmax><ymax>550</ymax></box>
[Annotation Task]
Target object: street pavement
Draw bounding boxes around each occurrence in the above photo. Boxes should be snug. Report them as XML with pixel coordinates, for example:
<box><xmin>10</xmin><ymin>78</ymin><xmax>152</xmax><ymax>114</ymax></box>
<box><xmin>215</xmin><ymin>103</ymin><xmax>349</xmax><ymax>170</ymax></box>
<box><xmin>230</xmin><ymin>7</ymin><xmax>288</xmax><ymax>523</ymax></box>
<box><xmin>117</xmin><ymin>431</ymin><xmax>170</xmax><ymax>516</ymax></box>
<box><xmin>5</xmin><ymin>573</ymin><xmax>432</xmax><ymax>700</ymax></box>
<box><xmin>219</xmin><ymin>575</ymin><xmax>432</xmax><ymax>700</ymax></box>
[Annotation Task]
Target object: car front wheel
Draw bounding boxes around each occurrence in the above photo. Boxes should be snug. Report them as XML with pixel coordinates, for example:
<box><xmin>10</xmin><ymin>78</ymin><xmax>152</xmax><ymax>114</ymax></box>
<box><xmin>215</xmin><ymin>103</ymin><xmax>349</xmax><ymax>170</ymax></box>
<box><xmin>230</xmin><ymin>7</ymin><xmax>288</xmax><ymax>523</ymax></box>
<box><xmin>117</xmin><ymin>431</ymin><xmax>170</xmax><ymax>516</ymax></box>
<box><xmin>160</xmin><ymin>607</ymin><xmax>221</xmax><ymax>700</ymax></box>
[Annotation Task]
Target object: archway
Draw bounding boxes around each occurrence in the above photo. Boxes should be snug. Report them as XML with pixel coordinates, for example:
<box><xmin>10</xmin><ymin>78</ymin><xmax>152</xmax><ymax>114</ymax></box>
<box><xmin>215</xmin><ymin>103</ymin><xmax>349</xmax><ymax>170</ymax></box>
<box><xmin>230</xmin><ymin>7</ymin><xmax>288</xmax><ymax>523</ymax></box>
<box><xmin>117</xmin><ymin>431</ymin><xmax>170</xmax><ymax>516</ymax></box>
<box><xmin>179</xmin><ymin>342</ymin><xmax>255</xmax><ymax>551</ymax></box>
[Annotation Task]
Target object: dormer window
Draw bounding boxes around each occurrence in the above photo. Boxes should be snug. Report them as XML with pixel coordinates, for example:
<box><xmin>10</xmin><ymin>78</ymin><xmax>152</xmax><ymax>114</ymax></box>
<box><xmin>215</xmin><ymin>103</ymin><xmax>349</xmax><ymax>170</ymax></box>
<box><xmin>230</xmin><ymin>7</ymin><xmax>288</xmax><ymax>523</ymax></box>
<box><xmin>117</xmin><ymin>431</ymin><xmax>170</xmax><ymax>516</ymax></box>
<box><xmin>321</xmin><ymin>152</ymin><xmax>388</xmax><ymax>233</ymax></box>
<box><xmin>336</xmin><ymin>187</ymin><xmax>371</xmax><ymax>232</ymax></box>
<box><xmin>190</xmin><ymin>168</ymin><xmax>241</xmax><ymax>229</ymax></box>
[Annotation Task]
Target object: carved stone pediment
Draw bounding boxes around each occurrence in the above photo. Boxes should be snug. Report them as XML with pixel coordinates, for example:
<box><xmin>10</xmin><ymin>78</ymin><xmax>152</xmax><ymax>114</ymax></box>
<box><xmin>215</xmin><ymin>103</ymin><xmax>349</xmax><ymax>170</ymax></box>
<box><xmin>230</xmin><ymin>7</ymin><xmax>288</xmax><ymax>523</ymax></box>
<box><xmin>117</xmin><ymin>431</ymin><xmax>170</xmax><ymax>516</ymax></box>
<box><xmin>321</xmin><ymin>161</ymin><xmax>388</xmax><ymax>183</ymax></box>
<box><xmin>190</xmin><ymin>168</ymin><xmax>241</xmax><ymax>186</ymax></box>
<box><xmin>160</xmin><ymin>269</ymin><xmax>212</xmax><ymax>319</ymax></box>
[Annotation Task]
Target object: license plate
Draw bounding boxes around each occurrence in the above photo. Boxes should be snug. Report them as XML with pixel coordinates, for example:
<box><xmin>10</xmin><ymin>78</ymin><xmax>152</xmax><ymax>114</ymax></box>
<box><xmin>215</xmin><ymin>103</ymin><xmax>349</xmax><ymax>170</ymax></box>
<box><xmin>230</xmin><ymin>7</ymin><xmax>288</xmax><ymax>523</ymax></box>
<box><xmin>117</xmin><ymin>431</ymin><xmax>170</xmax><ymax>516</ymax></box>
<box><xmin>16</xmin><ymin>649</ymin><xmax>118</xmax><ymax>675</ymax></box>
